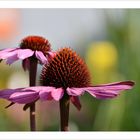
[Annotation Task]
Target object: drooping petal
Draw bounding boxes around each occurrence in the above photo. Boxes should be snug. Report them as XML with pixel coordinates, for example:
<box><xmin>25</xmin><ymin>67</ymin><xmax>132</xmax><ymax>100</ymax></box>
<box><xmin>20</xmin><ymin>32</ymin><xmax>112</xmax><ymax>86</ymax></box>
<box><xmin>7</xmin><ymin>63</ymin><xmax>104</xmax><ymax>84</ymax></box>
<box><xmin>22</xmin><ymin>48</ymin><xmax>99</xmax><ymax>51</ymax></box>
<box><xmin>35</xmin><ymin>51</ymin><xmax>48</xmax><ymax>64</ymax></box>
<box><xmin>6</xmin><ymin>54</ymin><xmax>19</xmax><ymax>65</ymax></box>
<box><xmin>9</xmin><ymin>91</ymin><xmax>39</xmax><ymax>104</ymax></box>
<box><xmin>67</xmin><ymin>87</ymin><xmax>85</xmax><ymax>96</ymax></box>
<box><xmin>39</xmin><ymin>91</ymin><xmax>53</xmax><ymax>101</ymax></box>
<box><xmin>85</xmin><ymin>81</ymin><xmax>135</xmax><ymax>99</ymax></box>
<box><xmin>39</xmin><ymin>87</ymin><xmax>55</xmax><ymax>101</ymax></box>
<box><xmin>22</xmin><ymin>58</ymin><xmax>30</xmax><ymax>71</ymax></box>
<box><xmin>17</xmin><ymin>49</ymin><xmax>34</xmax><ymax>59</ymax></box>
<box><xmin>70</xmin><ymin>96</ymin><xmax>81</xmax><ymax>111</ymax></box>
<box><xmin>51</xmin><ymin>88</ymin><xmax>64</xmax><ymax>101</ymax></box>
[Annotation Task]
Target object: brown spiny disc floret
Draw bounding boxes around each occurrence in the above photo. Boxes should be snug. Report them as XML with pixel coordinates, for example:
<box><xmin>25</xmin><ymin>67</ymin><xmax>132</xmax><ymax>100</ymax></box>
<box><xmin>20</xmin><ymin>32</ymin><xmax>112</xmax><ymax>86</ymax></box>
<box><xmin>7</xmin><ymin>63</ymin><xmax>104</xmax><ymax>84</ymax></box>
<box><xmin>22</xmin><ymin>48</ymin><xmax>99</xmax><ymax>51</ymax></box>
<box><xmin>40</xmin><ymin>48</ymin><xmax>91</xmax><ymax>89</ymax></box>
<box><xmin>20</xmin><ymin>36</ymin><xmax>51</xmax><ymax>55</ymax></box>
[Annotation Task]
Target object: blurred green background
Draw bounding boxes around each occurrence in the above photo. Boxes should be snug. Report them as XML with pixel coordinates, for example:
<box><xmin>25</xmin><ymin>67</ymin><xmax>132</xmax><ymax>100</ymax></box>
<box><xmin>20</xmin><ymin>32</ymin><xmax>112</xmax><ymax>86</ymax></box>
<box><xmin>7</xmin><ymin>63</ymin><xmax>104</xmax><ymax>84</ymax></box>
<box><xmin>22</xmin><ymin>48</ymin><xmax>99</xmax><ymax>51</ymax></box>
<box><xmin>0</xmin><ymin>9</ymin><xmax>139</xmax><ymax>131</ymax></box>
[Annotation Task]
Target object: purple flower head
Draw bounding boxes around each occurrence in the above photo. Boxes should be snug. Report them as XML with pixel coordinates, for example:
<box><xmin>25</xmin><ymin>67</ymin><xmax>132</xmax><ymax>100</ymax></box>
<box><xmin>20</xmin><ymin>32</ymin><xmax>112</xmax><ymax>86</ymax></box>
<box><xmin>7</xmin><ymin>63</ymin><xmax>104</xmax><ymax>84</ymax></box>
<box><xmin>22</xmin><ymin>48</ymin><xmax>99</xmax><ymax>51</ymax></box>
<box><xmin>0</xmin><ymin>48</ymin><xmax>135</xmax><ymax>110</ymax></box>
<box><xmin>0</xmin><ymin>35</ymin><xmax>55</xmax><ymax>70</ymax></box>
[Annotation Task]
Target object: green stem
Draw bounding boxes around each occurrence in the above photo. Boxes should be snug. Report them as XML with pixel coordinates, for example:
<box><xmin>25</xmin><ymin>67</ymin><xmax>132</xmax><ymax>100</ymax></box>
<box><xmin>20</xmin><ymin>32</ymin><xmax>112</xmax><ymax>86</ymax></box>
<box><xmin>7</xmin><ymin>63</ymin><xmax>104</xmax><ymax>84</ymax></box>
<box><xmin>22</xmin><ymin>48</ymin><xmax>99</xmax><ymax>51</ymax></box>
<box><xmin>59</xmin><ymin>92</ymin><xmax>70</xmax><ymax>131</ymax></box>
<box><xmin>29</xmin><ymin>57</ymin><xmax>37</xmax><ymax>131</ymax></box>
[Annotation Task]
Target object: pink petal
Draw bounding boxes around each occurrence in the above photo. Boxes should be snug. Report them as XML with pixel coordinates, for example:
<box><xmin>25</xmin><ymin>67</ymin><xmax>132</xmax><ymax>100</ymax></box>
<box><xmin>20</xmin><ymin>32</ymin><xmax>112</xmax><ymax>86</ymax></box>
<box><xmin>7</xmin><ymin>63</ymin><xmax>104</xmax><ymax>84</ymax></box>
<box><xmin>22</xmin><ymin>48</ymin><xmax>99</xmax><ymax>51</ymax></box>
<box><xmin>0</xmin><ymin>49</ymin><xmax>20</xmax><ymax>64</ymax></box>
<box><xmin>35</xmin><ymin>51</ymin><xmax>48</xmax><ymax>64</ymax></box>
<box><xmin>47</xmin><ymin>51</ymin><xmax>56</xmax><ymax>59</ymax></box>
<box><xmin>85</xmin><ymin>81</ymin><xmax>135</xmax><ymax>99</ymax></box>
<box><xmin>67</xmin><ymin>87</ymin><xmax>84</xmax><ymax>96</ymax></box>
<box><xmin>23</xmin><ymin>86</ymin><xmax>63</xmax><ymax>101</ymax></box>
<box><xmin>46</xmin><ymin>51</ymin><xmax>56</xmax><ymax>63</ymax></box>
<box><xmin>0</xmin><ymin>86</ymin><xmax>47</xmax><ymax>103</ymax></box>
<box><xmin>70</xmin><ymin>96</ymin><xmax>81</xmax><ymax>111</ymax></box>
<box><xmin>0</xmin><ymin>48</ymin><xmax>33</xmax><ymax>65</ymax></box>
<box><xmin>39</xmin><ymin>91</ymin><xmax>53</xmax><ymax>101</ymax></box>
<box><xmin>9</xmin><ymin>91</ymin><xmax>39</xmax><ymax>104</ymax></box>
<box><xmin>22</xmin><ymin>58</ymin><xmax>30</xmax><ymax>71</ymax></box>
<box><xmin>87</xmin><ymin>90</ymin><xmax>118</xmax><ymax>99</ymax></box>
<box><xmin>51</xmin><ymin>88</ymin><xmax>64</xmax><ymax>101</ymax></box>
<box><xmin>39</xmin><ymin>87</ymin><xmax>55</xmax><ymax>101</ymax></box>
<box><xmin>0</xmin><ymin>48</ymin><xmax>18</xmax><ymax>56</ymax></box>
<box><xmin>6</xmin><ymin>54</ymin><xmax>19</xmax><ymax>65</ymax></box>
<box><xmin>24</xmin><ymin>86</ymin><xmax>54</xmax><ymax>92</ymax></box>
<box><xmin>0</xmin><ymin>49</ymin><xmax>18</xmax><ymax>59</ymax></box>
<box><xmin>92</xmin><ymin>81</ymin><xmax>134</xmax><ymax>90</ymax></box>
<box><xmin>24</xmin><ymin>86</ymin><xmax>64</xmax><ymax>101</ymax></box>
<box><xmin>0</xmin><ymin>86</ymin><xmax>61</xmax><ymax>103</ymax></box>
<box><xmin>17</xmin><ymin>49</ymin><xmax>34</xmax><ymax>59</ymax></box>
<box><xmin>0</xmin><ymin>88</ymin><xmax>23</xmax><ymax>99</ymax></box>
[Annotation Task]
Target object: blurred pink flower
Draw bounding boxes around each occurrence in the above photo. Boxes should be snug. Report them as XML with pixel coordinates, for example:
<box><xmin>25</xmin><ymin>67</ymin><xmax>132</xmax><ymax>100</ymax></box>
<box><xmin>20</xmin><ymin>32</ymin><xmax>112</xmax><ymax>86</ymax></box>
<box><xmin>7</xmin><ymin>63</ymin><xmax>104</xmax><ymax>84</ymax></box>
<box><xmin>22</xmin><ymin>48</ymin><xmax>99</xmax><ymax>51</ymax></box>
<box><xmin>0</xmin><ymin>36</ymin><xmax>55</xmax><ymax>70</ymax></box>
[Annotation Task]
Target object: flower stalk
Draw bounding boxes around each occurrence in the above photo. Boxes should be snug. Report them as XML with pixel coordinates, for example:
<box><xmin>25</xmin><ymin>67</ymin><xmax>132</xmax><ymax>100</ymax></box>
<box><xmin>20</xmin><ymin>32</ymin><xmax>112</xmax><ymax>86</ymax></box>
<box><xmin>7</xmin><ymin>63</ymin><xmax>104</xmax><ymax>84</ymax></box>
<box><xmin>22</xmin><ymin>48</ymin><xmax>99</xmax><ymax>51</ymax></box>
<box><xmin>59</xmin><ymin>91</ymin><xmax>70</xmax><ymax>131</ymax></box>
<box><xmin>29</xmin><ymin>57</ymin><xmax>38</xmax><ymax>131</ymax></box>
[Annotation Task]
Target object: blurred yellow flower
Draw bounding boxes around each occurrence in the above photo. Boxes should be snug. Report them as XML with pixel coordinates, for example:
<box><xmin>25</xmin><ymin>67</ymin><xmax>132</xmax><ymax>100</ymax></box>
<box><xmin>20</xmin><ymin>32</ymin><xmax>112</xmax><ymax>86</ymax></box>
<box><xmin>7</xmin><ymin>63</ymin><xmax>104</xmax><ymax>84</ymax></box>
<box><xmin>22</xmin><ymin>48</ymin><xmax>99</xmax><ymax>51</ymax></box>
<box><xmin>87</xmin><ymin>42</ymin><xmax>118</xmax><ymax>70</ymax></box>
<box><xmin>86</xmin><ymin>41</ymin><xmax>119</xmax><ymax>83</ymax></box>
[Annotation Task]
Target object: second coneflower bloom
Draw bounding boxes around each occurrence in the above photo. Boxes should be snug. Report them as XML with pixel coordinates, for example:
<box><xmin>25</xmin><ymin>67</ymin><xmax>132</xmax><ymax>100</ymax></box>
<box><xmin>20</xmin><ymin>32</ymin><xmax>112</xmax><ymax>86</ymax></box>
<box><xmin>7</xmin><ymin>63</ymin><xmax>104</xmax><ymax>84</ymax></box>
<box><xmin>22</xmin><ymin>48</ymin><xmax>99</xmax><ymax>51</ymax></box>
<box><xmin>0</xmin><ymin>35</ymin><xmax>55</xmax><ymax>131</ymax></box>
<box><xmin>0</xmin><ymin>35</ymin><xmax>54</xmax><ymax>70</ymax></box>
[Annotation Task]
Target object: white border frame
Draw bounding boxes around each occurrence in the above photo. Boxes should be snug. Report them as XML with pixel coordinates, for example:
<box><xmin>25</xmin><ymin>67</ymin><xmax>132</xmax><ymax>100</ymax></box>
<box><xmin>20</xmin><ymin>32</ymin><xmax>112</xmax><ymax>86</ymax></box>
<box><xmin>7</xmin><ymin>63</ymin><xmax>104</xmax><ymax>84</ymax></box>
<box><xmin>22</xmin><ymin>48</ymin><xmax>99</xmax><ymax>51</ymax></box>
<box><xmin>0</xmin><ymin>3</ymin><xmax>139</xmax><ymax>140</ymax></box>
<box><xmin>0</xmin><ymin>132</ymin><xmax>140</xmax><ymax>140</ymax></box>
<box><xmin>0</xmin><ymin>1</ymin><xmax>140</xmax><ymax>8</ymax></box>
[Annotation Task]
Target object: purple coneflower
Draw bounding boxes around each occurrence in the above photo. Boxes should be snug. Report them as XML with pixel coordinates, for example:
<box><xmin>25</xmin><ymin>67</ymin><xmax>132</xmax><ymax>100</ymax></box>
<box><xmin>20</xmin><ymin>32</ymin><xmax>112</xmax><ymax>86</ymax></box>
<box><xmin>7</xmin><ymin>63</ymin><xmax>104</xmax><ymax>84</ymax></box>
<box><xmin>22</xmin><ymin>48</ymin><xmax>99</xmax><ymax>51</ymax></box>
<box><xmin>0</xmin><ymin>35</ymin><xmax>53</xmax><ymax>70</ymax></box>
<box><xmin>0</xmin><ymin>48</ymin><xmax>135</xmax><ymax>131</ymax></box>
<box><xmin>0</xmin><ymin>35</ymin><xmax>54</xmax><ymax>131</ymax></box>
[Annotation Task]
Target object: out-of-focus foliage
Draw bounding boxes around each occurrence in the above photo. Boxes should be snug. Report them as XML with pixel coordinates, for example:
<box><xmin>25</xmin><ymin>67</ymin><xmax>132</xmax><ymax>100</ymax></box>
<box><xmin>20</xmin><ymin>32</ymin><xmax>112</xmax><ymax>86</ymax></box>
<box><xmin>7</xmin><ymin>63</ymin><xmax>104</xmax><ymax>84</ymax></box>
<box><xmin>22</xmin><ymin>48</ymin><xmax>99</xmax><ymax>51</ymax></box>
<box><xmin>85</xmin><ymin>10</ymin><xmax>139</xmax><ymax>131</ymax></box>
<box><xmin>0</xmin><ymin>9</ymin><xmax>139</xmax><ymax>131</ymax></box>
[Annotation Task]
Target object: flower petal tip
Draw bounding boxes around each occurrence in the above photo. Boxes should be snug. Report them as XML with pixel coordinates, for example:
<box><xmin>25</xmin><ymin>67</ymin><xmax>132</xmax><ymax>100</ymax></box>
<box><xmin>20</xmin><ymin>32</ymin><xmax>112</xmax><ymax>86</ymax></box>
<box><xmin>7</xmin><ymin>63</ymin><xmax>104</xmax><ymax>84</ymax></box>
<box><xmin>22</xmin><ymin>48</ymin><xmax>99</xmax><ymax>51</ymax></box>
<box><xmin>125</xmin><ymin>81</ymin><xmax>135</xmax><ymax>87</ymax></box>
<box><xmin>70</xmin><ymin>96</ymin><xmax>82</xmax><ymax>111</ymax></box>
<box><xmin>119</xmin><ymin>80</ymin><xmax>135</xmax><ymax>89</ymax></box>
<box><xmin>35</xmin><ymin>51</ymin><xmax>48</xmax><ymax>64</ymax></box>
<box><xmin>77</xmin><ymin>105</ymin><xmax>81</xmax><ymax>111</ymax></box>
